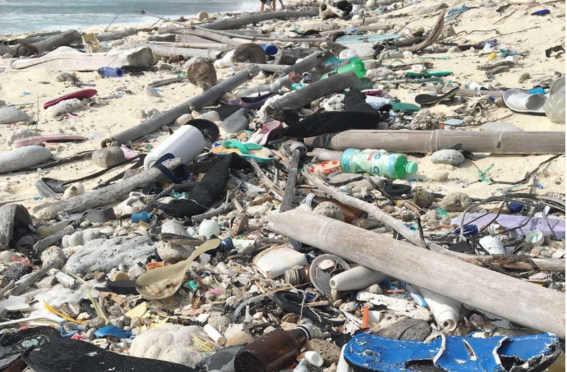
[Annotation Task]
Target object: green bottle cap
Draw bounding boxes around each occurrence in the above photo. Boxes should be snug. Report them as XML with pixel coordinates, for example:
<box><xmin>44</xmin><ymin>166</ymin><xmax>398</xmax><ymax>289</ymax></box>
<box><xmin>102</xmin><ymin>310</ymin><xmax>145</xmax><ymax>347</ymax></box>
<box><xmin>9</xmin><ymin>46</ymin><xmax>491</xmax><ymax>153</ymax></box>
<box><xmin>405</xmin><ymin>161</ymin><xmax>418</xmax><ymax>175</ymax></box>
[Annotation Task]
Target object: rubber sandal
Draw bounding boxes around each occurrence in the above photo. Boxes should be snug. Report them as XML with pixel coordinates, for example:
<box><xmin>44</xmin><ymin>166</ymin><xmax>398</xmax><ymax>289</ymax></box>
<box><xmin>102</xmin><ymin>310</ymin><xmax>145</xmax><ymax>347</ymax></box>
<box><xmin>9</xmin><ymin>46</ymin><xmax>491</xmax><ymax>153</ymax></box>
<box><xmin>344</xmin><ymin>332</ymin><xmax>561</xmax><ymax>372</ymax></box>
<box><xmin>0</xmin><ymin>326</ymin><xmax>60</xmax><ymax>370</ymax></box>
<box><xmin>226</xmin><ymin>92</ymin><xmax>278</xmax><ymax>110</ymax></box>
<box><xmin>247</xmin><ymin>121</ymin><xmax>283</xmax><ymax>145</ymax></box>
<box><xmin>43</xmin><ymin>89</ymin><xmax>97</xmax><ymax>109</ymax></box>
<box><xmin>391</xmin><ymin>102</ymin><xmax>421</xmax><ymax>113</ymax></box>
<box><xmin>503</xmin><ymin>89</ymin><xmax>546</xmax><ymax>114</ymax></box>
<box><xmin>273</xmin><ymin>291</ymin><xmax>344</xmax><ymax>327</ymax></box>
<box><xmin>415</xmin><ymin>86</ymin><xmax>460</xmax><ymax>107</ymax></box>
<box><xmin>211</xmin><ymin>140</ymin><xmax>274</xmax><ymax>163</ymax></box>
<box><xmin>384</xmin><ymin>183</ymin><xmax>412</xmax><ymax>196</ymax></box>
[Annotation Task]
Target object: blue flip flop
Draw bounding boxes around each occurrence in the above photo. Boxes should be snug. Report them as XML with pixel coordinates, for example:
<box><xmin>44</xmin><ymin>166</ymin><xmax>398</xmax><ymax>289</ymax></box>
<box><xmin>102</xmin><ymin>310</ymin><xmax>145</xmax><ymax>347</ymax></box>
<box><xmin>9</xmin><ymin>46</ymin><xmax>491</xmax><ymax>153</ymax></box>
<box><xmin>344</xmin><ymin>332</ymin><xmax>560</xmax><ymax>372</ymax></box>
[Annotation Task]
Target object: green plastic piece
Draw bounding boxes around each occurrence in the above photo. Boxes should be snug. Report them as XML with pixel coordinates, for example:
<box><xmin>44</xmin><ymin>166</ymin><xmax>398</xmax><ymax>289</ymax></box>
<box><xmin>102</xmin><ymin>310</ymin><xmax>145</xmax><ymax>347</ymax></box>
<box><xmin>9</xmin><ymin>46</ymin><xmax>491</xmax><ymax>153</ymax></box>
<box><xmin>321</xmin><ymin>59</ymin><xmax>366</xmax><ymax>80</ymax></box>
<box><xmin>391</xmin><ymin>102</ymin><xmax>421</xmax><ymax>112</ymax></box>
<box><xmin>340</xmin><ymin>149</ymin><xmax>418</xmax><ymax>179</ymax></box>
<box><xmin>405</xmin><ymin>70</ymin><xmax>453</xmax><ymax>78</ymax></box>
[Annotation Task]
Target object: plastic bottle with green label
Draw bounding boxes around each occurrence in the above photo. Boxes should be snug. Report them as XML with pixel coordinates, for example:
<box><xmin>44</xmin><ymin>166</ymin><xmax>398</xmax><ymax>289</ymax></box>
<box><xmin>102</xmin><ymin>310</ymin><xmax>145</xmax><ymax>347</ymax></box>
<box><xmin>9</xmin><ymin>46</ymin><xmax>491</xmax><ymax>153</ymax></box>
<box><xmin>340</xmin><ymin>149</ymin><xmax>418</xmax><ymax>179</ymax></box>
<box><xmin>321</xmin><ymin>58</ymin><xmax>366</xmax><ymax>80</ymax></box>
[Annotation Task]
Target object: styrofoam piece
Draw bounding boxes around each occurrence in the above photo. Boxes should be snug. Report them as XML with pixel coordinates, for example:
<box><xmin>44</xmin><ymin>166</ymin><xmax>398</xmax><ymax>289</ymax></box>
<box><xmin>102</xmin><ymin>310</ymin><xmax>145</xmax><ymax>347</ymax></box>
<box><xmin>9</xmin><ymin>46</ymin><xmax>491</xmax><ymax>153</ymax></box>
<box><xmin>330</xmin><ymin>266</ymin><xmax>388</xmax><ymax>291</ymax></box>
<box><xmin>199</xmin><ymin>220</ymin><xmax>220</xmax><ymax>239</ymax></box>
<box><xmin>418</xmin><ymin>287</ymin><xmax>460</xmax><ymax>332</ymax></box>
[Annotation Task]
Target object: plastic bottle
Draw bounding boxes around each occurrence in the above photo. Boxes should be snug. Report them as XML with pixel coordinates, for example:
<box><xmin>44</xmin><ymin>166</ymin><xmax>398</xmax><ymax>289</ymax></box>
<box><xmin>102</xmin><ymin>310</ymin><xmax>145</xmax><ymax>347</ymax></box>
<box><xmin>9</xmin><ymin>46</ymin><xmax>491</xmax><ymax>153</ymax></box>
<box><xmin>284</xmin><ymin>265</ymin><xmax>310</xmax><ymax>285</ymax></box>
<box><xmin>214</xmin><ymin>50</ymin><xmax>235</xmax><ymax>69</ymax></box>
<box><xmin>144</xmin><ymin>126</ymin><xmax>205</xmax><ymax>170</ymax></box>
<box><xmin>97</xmin><ymin>67</ymin><xmax>123</xmax><ymax>78</ymax></box>
<box><xmin>305</xmin><ymin>193</ymin><xmax>367</xmax><ymax>223</ymax></box>
<box><xmin>543</xmin><ymin>84</ymin><xmax>565</xmax><ymax>124</ymax></box>
<box><xmin>321</xmin><ymin>58</ymin><xmax>366</xmax><ymax>80</ymax></box>
<box><xmin>340</xmin><ymin>149</ymin><xmax>418</xmax><ymax>179</ymax></box>
<box><xmin>234</xmin><ymin>324</ymin><xmax>314</xmax><ymax>372</ymax></box>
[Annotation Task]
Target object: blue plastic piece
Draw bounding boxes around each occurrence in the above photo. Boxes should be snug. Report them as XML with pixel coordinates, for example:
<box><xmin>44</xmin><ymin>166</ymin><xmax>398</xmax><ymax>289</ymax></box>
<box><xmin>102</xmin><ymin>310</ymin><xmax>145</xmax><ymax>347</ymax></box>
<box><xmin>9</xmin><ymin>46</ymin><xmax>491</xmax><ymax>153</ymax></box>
<box><xmin>94</xmin><ymin>326</ymin><xmax>132</xmax><ymax>339</ymax></box>
<box><xmin>131</xmin><ymin>211</ymin><xmax>151</xmax><ymax>223</ymax></box>
<box><xmin>528</xmin><ymin>87</ymin><xmax>546</xmax><ymax>95</ymax></box>
<box><xmin>532</xmin><ymin>9</ymin><xmax>550</xmax><ymax>16</ymax></box>
<box><xmin>454</xmin><ymin>224</ymin><xmax>479</xmax><ymax>237</ymax></box>
<box><xmin>344</xmin><ymin>333</ymin><xmax>560</xmax><ymax>372</ymax></box>
<box><xmin>509</xmin><ymin>202</ymin><xmax>523</xmax><ymax>213</ymax></box>
<box><xmin>259</xmin><ymin>44</ymin><xmax>278</xmax><ymax>55</ymax></box>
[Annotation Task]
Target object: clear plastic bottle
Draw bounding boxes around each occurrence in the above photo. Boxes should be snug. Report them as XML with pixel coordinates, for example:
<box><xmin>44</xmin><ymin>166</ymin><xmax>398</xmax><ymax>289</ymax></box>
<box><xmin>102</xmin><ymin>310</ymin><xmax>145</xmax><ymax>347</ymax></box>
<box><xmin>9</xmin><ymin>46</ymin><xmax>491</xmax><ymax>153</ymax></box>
<box><xmin>340</xmin><ymin>149</ymin><xmax>418</xmax><ymax>179</ymax></box>
<box><xmin>305</xmin><ymin>193</ymin><xmax>367</xmax><ymax>223</ymax></box>
<box><xmin>321</xmin><ymin>58</ymin><xmax>366</xmax><ymax>80</ymax></box>
<box><xmin>97</xmin><ymin>67</ymin><xmax>123</xmax><ymax>78</ymax></box>
<box><xmin>543</xmin><ymin>82</ymin><xmax>565</xmax><ymax>124</ymax></box>
<box><xmin>234</xmin><ymin>324</ymin><xmax>314</xmax><ymax>372</ymax></box>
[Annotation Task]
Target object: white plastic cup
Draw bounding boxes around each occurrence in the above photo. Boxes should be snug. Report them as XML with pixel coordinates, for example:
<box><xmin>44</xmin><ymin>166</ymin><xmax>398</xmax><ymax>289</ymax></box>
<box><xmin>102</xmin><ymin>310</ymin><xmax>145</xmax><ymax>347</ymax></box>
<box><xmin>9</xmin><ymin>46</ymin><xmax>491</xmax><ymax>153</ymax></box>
<box><xmin>144</xmin><ymin>126</ymin><xmax>205</xmax><ymax>170</ymax></box>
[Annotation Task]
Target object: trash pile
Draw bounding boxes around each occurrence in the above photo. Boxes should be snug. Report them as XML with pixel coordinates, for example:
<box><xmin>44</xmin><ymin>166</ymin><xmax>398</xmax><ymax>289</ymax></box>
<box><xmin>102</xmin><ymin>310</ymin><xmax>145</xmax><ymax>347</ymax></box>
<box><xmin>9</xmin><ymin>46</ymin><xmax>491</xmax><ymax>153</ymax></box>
<box><xmin>0</xmin><ymin>0</ymin><xmax>565</xmax><ymax>371</ymax></box>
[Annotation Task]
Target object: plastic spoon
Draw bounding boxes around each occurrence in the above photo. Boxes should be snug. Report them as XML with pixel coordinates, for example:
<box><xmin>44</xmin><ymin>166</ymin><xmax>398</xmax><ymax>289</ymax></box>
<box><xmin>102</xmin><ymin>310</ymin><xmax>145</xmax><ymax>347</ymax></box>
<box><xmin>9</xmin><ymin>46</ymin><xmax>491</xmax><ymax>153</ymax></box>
<box><xmin>135</xmin><ymin>238</ymin><xmax>220</xmax><ymax>300</ymax></box>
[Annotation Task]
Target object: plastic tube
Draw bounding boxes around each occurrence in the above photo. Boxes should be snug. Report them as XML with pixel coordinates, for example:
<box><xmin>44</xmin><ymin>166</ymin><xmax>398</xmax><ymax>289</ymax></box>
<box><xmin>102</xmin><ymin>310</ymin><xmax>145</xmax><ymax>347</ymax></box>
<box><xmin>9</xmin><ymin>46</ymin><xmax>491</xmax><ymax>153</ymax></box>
<box><xmin>204</xmin><ymin>324</ymin><xmax>226</xmax><ymax>345</ymax></box>
<box><xmin>330</xmin><ymin>266</ymin><xmax>388</xmax><ymax>291</ymax></box>
<box><xmin>418</xmin><ymin>287</ymin><xmax>460</xmax><ymax>332</ymax></box>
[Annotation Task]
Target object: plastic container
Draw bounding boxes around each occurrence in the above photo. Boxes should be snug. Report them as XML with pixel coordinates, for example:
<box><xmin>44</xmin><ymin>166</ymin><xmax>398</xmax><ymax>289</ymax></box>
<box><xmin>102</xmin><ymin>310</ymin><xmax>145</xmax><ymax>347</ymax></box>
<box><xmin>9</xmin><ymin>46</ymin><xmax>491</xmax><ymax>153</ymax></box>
<box><xmin>478</xmin><ymin>235</ymin><xmax>506</xmax><ymax>255</ymax></box>
<box><xmin>97</xmin><ymin>67</ymin><xmax>123</xmax><ymax>78</ymax></box>
<box><xmin>234</xmin><ymin>325</ymin><xmax>314</xmax><ymax>372</ymax></box>
<box><xmin>543</xmin><ymin>81</ymin><xmax>565</xmax><ymax>124</ymax></box>
<box><xmin>199</xmin><ymin>219</ymin><xmax>221</xmax><ymax>238</ymax></box>
<box><xmin>214</xmin><ymin>50</ymin><xmax>235</xmax><ymax>69</ymax></box>
<box><xmin>259</xmin><ymin>44</ymin><xmax>278</xmax><ymax>56</ymax></box>
<box><xmin>340</xmin><ymin>149</ymin><xmax>418</xmax><ymax>179</ymax></box>
<box><xmin>321</xmin><ymin>58</ymin><xmax>366</xmax><ymax>80</ymax></box>
<box><xmin>305</xmin><ymin>193</ymin><xmax>367</xmax><ymax>223</ymax></box>
<box><xmin>144</xmin><ymin>125</ymin><xmax>205</xmax><ymax>170</ymax></box>
<box><xmin>330</xmin><ymin>266</ymin><xmax>388</xmax><ymax>291</ymax></box>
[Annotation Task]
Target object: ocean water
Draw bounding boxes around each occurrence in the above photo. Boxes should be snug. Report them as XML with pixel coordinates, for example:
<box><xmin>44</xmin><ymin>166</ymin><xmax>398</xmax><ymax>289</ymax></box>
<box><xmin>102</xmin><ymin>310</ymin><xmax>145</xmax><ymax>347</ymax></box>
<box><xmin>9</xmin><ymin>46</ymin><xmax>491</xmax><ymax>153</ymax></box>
<box><xmin>0</xmin><ymin>0</ymin><xmax>258</xmax><ymax>35</ymax></box>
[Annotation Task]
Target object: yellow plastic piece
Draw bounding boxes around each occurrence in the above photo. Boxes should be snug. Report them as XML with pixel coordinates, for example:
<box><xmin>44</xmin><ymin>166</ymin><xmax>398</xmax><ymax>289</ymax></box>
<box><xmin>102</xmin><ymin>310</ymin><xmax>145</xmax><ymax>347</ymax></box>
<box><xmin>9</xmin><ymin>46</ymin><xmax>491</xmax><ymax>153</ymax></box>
<box><xmin>44</xmin><ymin>302</ymin><xmax>84</xmax><ymax>324</ymax></box>
<box><xmin>125</xmin><ymin>302</ymin><xmax>149</xmax><ymax>319</ymax></box>
<box><xmin>487</xmin><ymin>53</ymin><xmax>497</xmax><ymax>61</ymax></box>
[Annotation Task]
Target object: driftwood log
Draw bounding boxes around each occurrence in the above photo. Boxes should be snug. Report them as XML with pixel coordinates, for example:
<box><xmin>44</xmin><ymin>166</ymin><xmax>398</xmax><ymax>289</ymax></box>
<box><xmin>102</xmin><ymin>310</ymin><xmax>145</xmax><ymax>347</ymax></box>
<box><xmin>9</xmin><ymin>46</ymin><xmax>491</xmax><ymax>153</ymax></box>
<box><xmin>265</xmin><ymin>209</ymin><xmax>566</xmax><ymax>339</ymax></box>
<box><xmin>270</xmin><ymin>71</ymin><xmax>360</xmax><ymax>110</ymax></box>
<box><xmin>149</xmin><ymin>41</ymin><xmax>231</xmax><ymax>50</ymax></box>
<box><xmin>33</xmin><ymin>30</ymin><xmax>81</xmax><ymax>53</ymax></box>
<box><xmin>305</xmin><ymin>130</ymin><xmax>566</xmax><ymax>154</ymax></box>
<box><xmin>302</xmin><ymin>170</ymin><xmax>565</xmax><ymax>272</ymax></box>
<box><xmin>32</xmin><ymin>159</ymin><xmax>182</xmax><ymax>220</ymax></box>
<box><xmin>0</xmin><ymin>204</ymin><xmax>32</xmax><ymax>250</ymax></box>
<box><xmin>103</xmin><ymin>65</ymin><xmax>260</xmax><ymax>147</ymax></box>
<box><xmin>200</xmin><ymin>11</ymin><xmax>317</xmax><ymax>30</ymax></box>
<box><xmin>11</xmin><ymin>46</ymin><xmax>154</xmax><ymax>71</ymax></box>
<box><xmin>402</xmin><ymin>9</ymin><xmax>445</xmax><ymax>52</ymax></box>
<box><xmin>96</xmin><ymin>29</ymin><xmax>137</xmax><ymax>42</ymax></box>
<box><xmin>138</xmin><ymin>44</ymin><xmax>224</xmax><ymax>59</ymax></box>
<box><xmin>237</xmin><ymin>50</ymin><xmax>334</xmax><ymax>97</ymax></box>
<box><xmin>176</xmin><ymin>29</ymin><xmax>244</xmax><ymax>47</ymax></box>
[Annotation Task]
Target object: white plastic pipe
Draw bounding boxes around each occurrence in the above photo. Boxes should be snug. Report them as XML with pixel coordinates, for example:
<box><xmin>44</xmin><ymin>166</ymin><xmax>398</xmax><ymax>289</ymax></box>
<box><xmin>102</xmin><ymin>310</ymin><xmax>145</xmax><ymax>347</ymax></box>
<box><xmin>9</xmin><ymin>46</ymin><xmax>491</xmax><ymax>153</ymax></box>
<box><xmin>204</xmin><ymin>324</ymin><xmax>226</xmax><ymax>345</ymax></box>
<box><xmin>330</xmin><ymin>266</ymin><xmax>388</xmax><ymax>291</ymax></box>
<box><xmin>336</xmin><ymin>345</ymin><xmax>352</xmax><ymax>372</ymax></box>
<box><xmin>418</xmin><ymin>287</ymin><xmax>461</xmax><ymax>332</ymax></box>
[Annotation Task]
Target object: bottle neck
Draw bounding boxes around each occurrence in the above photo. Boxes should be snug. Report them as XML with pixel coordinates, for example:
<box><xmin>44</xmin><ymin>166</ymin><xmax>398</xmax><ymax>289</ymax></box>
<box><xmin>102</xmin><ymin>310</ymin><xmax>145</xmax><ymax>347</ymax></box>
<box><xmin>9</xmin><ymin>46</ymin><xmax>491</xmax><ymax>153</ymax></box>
<box><xmin>305</xmin><ymin>193</ymin><xmax>316</xmax><ymax>207</ymax></box>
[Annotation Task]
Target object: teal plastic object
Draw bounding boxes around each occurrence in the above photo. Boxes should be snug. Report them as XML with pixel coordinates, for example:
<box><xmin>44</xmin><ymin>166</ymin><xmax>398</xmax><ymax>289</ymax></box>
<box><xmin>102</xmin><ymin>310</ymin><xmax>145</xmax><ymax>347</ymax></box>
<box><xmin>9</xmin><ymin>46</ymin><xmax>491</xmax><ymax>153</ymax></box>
<box><xmin>321</xmin><ymin>58</ymin><xmax>366</xmax><ymax>80</ymax></box>
<box><xmin>340</xmin><ymin>149</ymin><xmax>418</xmax><ymax>179</ymax></box>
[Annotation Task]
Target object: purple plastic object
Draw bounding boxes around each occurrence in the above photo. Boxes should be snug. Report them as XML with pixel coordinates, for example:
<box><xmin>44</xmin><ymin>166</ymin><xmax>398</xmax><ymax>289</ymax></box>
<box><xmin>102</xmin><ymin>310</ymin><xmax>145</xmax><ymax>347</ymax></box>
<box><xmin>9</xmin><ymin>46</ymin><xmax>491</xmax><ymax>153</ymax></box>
<box><xmin>451</xmin><ymin>213</ymin><xmax>565</xmax><ymax>239</ymax></box>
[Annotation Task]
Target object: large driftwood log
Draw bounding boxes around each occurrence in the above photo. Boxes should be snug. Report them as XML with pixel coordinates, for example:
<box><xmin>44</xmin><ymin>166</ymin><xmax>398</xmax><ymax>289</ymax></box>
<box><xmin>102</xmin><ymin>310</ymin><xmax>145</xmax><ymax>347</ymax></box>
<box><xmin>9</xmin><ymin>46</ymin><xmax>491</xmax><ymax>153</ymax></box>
<box><xmin>200</xmin><ymin>11</ymin><xmax>317</xmax><ymax>30</ymax></box>
<box><xmin>176</xmin><ymin>29</ymin><xmax>244</xmax><ymax>47</ymax></box>
<box><xmin>11</xmin><ymin>46</ymin><xmax>154</xmax><ymax>71</ymax></box>
<box><xmin>104</xmin><ymin>65</ymin><xmax>260</xmax><ymax>147</ymax></box>
<box><xmin>270</xmin><ymin>71</ymin><xmax>360</xmax><ymax>110</ymax></box>
<box><xmin>0</xmin><ymin>204</ymin><xmax>32</xmax><ymax>250</ymax></box>
<box><xmin>302</xmin><ymin>170</ymin><xmax>565</xmax><ymax>272</ymax></box>
<box><xmin>32</xmin><ymin>159</ymin><xmax>181</xmax><ymax>220</ymax></box>
<box><xmin>150</xmin><ymin>41</ymin><xmax>230</xmax><ymax>50</ymax></box>
<box><xmin>96</xmin><ymin>29</ymin><xmax>137</xmax><ymax>42</ymax></box>
<box><xmin>305</xmin><ymin>130</ymin><xmax>566</xmax><ymax>154</ymax></box>
<box><xmin>33</xmin><ymin>30</ymin><xmax>81</xmax><ymax>53</ymax></box>
<box><xmin>265</xmin><ymin>209</ymin><xmax>566</xmax><ymax>339</ymax></box>
<box><xmin>138</xmin><ymin>43</ymin><xmax>224</xmax><ymax>59</ymax></box>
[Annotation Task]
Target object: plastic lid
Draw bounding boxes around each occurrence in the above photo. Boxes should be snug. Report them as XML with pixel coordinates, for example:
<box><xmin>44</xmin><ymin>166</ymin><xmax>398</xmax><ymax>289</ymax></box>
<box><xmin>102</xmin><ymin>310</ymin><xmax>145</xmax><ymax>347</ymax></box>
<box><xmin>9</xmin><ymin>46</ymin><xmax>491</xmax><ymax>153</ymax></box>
<box><xmin>405</xmin><ymin>161</ymin><xmax>418</xmax><ymax>175</ymax></box>
<box><xmin>296</xmin><ymin>324</ymin><xmax>315</xmax><ymax>340</ymax></box>
<box><xmin>304</xmin><ymin>351</ymin><xmax>324</xmax><ymax>367</ymax></box>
